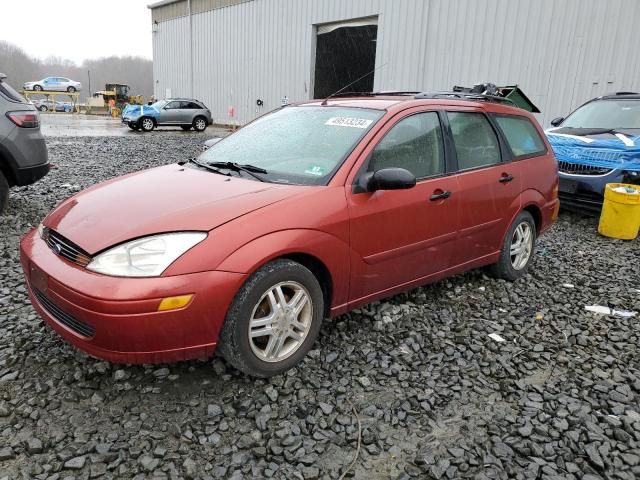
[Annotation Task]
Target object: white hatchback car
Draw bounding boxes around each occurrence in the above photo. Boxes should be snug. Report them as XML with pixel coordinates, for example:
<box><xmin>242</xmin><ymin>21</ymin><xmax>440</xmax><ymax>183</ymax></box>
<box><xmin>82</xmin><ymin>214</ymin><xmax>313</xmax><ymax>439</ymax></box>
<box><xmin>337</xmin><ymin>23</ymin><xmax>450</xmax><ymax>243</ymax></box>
<box><xmin>23</xmin><ymin>77</ymin><xmax>82</xmax><ymax>93</ymax></box>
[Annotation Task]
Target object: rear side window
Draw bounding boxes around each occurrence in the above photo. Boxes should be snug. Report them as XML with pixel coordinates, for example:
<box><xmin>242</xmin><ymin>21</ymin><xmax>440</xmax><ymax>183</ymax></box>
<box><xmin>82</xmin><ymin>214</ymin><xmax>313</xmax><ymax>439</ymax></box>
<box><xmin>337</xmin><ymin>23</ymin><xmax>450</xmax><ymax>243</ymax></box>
<box><xmin>448</xmin><ymin>112</ymin><xmax>501</xmax><ymax>170</ymax></box>
<box><xmin>368</xmin><ymin>112</ymin><xmax>445</xmax><ymax>179</ymax></box>
<box><xmin>495</xmin><ymin>115</ymin><xmax>546</xmax><ymax>157</ymax></box>
<box><xmin>0</xmin><ymin>80</ymin><xmax>27</xmax><ymax>103</ymax></box>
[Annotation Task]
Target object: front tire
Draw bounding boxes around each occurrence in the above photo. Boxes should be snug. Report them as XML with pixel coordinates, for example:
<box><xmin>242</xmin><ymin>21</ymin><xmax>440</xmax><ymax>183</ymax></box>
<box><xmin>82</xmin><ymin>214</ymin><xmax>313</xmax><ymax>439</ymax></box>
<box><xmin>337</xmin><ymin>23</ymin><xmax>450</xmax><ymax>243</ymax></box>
<box><xmin>33</xmin><ymin>85</ymin><xmax>43</xmax><ymax>91</ymax></box>
<box><xmin>193</xmin><ymin>116</ymin><xmax>207</xmax><ymax>132</ymax></box>
<box><xmin>491</xmin><ymin>211</ymin><xmax>536</xmax><ymax>281</ymax></box>
<box><xmin>218</xmin><ymin>259</ymin><xmax>324</xmax><ymax>377</ymax></box>
<box><xmin>140</xmin><ymin>117</ymin><xmax>155</xmax><ymax>132</ymax></box>
<box><xmin>67</xmin><ymin>86</ymin><xmax>76</xmax><ymax>93</ymax></box>
<box><xmin>0</xmin><ymin>173</ymin><xmax>9</xmax><ymax>213</ymax></box>
<box><xmin>39</xmin><ymin>105</ymin><xmax>48</xmax><ymax>112</ymax></box>
<box><xmin>128</xmin><ymin>122</ymin><xmax>140</xmax><ymax>131</ymax></box>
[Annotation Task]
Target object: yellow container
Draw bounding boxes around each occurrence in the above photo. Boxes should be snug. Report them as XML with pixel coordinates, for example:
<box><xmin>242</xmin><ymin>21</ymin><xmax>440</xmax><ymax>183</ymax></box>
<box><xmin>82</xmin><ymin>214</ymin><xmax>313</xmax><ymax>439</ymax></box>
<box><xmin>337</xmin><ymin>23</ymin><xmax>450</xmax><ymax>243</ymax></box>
<box><xmin>598</xmin><ymin>183</ymin><xmax>640</xmax><ymax>240</ymax></box>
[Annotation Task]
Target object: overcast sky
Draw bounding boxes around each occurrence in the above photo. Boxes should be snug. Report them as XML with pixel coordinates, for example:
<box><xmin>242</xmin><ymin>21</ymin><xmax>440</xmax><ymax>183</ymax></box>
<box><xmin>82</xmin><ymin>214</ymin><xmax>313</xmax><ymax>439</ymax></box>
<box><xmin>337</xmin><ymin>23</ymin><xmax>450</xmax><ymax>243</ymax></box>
<box><xmin>0</xmin><ymin>0</ymin><xmax>153</xmax><ymax>64</ymax></box>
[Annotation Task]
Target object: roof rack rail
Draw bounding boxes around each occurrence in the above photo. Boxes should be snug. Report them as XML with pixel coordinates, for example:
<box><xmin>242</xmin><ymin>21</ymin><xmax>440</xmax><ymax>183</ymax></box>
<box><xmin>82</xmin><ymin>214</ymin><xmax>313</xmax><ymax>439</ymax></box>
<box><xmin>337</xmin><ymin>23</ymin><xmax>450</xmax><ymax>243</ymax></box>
<box><xmin>415</xmin><ymin>91</ymin><xmax>517</xmax><ymax>106</ymax></box>
<box><xmin>330</xmin><ymin>91</ymin><xmax>421</xmax><ymax>98</ymax></box>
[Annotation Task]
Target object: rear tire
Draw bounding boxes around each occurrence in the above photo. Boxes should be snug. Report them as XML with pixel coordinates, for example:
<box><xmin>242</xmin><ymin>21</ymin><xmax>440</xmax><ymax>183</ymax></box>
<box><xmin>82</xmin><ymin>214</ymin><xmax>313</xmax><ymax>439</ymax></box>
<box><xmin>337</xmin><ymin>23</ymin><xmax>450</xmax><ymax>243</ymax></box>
<box><xmin>218</xmin><ymin>259</ymin><xmax>324</xmax><ymax>377</ymax></box>
<box><xmin>193</xmin><ymin>116</ymin><xmax>207</xmax><ymax>132</ymax></box>
<box><xmin>140</xmin><ymin>117</ymin><xmax>155</xmax><ymax>132</ymax></box>
<box><xmin>39</xmin><ymin>105</ymin><xmax>48</xmax><ymax>112</ymax></box>
<box><xmin>491</xmin><ymin>210</ymin><xmax>536</xmax><ymax>281</ymax></box>
<box><xmin>181</xmin><ymin>125</ymin><xmax>191</xmax><ymax>131</ymax></box>
<box><xmin>0</xmin><ymin>173</ymin><xmax>9</xmax><ymax>213</ymax></box>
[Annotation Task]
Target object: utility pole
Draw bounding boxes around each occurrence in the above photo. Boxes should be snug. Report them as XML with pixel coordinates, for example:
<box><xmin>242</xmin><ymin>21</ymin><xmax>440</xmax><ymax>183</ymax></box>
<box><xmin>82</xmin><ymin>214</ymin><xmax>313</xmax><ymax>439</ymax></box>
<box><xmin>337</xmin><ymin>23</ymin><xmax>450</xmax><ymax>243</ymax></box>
<box><xmin>87</xmin><ymin>70</ymin><xmax>91</xmax><ymax>96</ymax></box>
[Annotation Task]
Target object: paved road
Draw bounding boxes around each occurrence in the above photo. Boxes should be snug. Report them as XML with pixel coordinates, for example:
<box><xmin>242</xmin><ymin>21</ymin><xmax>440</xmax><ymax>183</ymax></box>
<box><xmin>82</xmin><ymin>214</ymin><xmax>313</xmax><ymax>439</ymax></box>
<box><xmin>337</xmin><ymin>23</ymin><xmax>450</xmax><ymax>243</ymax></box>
<box><xmin>40</xmin><ymin>113</ymin><xmax>230</xmax><ymax>138</ymax></box>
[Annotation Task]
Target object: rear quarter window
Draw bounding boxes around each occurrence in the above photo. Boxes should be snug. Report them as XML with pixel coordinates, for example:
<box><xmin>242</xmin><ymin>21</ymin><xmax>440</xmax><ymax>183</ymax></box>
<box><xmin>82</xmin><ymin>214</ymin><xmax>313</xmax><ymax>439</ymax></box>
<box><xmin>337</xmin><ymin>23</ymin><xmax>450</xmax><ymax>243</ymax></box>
<box><xmin>0</xmin><ymin>80</ymin><xmax>28</xmax><ymax>103</ymax></box>
<box><xmin>494</xmin><ymin>115</ymin><xmax>546</xmax><ymax>158</ymax></box>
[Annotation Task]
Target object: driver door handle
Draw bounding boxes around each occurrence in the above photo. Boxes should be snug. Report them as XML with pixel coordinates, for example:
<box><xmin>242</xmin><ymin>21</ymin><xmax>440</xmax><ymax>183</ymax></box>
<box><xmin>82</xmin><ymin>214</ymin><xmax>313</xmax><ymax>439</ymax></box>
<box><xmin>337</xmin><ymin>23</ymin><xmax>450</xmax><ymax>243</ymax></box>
<box><xmin>430</xmin><ymin>190</ymin><xmax>451</xmax><ymax>201</ymax></box>
<box><xmin>499</xmin><ymin>173</ymin><xmax>514</xmax><ymax>183</ymax></box>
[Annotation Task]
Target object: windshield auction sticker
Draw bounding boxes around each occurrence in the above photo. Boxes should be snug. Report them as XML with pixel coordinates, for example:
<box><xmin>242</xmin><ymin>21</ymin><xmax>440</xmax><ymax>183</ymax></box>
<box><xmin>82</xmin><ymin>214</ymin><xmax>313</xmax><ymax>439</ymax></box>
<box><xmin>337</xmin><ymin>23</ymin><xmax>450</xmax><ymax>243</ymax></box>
<box><xmin>325</xmin><ymin>117</ymin><xmax>373</xmax><ymax>129</ymax></box>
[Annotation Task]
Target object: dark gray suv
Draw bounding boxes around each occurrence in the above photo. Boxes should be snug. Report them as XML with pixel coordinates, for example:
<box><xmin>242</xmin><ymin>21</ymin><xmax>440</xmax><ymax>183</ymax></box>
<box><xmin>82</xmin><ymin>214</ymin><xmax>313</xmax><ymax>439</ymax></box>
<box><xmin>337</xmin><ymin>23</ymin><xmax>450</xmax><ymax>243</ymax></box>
<box><xmin>0</xmin><ymin>73</ymin><xmax>49</xmax><ymax>212</ymax></box>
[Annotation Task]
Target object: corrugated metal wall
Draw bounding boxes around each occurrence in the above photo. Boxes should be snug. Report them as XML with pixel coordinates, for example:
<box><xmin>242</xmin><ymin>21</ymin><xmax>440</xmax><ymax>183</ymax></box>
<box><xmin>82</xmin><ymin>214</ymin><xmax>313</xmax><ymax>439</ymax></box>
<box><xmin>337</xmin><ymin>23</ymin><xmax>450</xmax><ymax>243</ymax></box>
<box><xmin>151</xmin><ymin>0</ymin><xmax>640</xmax><ymax>126</ymax></box>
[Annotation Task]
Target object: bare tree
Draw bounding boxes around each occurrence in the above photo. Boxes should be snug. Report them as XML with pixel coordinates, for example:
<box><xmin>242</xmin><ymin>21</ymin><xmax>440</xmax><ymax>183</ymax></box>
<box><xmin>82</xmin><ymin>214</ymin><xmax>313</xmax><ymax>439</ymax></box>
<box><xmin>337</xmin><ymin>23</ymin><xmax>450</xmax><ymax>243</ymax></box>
<box><xmin>0</xmin><ymin>41</ymin><xmax>153</xmax><ymax>101</ymax></box>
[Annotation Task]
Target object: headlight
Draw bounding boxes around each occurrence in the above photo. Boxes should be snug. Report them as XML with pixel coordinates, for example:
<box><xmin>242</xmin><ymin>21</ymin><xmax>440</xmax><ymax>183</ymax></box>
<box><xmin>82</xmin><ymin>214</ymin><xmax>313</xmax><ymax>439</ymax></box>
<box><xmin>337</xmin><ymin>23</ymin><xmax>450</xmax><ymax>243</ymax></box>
<box><xmin>86</xmin><ymin>232</ymin><xmax>206</xmax><ymax>277</ymax></box>
<box><xmin>37</xmin><ymin>223</ymin><xmax>45</xmax><ymax>238</ymax></box>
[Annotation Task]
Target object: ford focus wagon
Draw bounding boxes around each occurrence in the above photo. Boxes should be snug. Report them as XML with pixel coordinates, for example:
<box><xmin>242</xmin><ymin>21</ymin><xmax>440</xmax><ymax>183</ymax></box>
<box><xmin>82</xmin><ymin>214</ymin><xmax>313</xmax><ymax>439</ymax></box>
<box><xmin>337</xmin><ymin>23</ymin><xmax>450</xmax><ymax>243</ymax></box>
<box><xmin>21</xmin><ymin>93</ymin><xmax>559</xmax><ymax>377</ymax></box>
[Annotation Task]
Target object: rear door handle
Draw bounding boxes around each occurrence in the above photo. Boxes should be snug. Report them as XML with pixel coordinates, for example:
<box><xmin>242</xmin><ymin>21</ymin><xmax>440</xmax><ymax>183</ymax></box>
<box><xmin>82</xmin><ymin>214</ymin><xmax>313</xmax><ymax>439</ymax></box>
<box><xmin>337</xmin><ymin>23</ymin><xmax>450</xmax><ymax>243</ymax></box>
<box><xmin>430</xmin><ymin>190</ymin><xmax>451</xmax><ymax>201</ymax></box>
<box><xmin>499</xmin><ymin>174</ymin><xmax>514</xmax><ymax>183</ymax></box>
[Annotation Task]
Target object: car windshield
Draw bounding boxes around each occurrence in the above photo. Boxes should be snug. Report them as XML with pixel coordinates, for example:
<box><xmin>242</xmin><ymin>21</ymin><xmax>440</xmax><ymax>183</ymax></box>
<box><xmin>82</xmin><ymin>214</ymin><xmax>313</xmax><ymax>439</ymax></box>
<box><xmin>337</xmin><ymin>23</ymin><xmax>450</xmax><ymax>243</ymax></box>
<box><xmin>151</xmin><ymin>100</ymin><xmax>168</xmax><ymax>109</ymax></box>
<box><xmin>562</xmin><ymin>99</ymin><xmax>640</xmax><ymax>129</ymax></box>
<box><xmin>197</xmin><ymin>106</ymin><xmax>383</xmax><ymax>185</ymax></box>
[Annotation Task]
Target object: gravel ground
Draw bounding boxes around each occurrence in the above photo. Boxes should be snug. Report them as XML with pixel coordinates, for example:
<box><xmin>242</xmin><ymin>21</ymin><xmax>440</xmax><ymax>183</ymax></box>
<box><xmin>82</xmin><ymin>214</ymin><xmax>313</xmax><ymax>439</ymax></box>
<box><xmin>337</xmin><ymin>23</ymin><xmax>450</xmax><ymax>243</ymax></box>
<box><xmin>0</xmin><ymin>134</ymin><xmax>639</xmax><ymax>480</ymax></box>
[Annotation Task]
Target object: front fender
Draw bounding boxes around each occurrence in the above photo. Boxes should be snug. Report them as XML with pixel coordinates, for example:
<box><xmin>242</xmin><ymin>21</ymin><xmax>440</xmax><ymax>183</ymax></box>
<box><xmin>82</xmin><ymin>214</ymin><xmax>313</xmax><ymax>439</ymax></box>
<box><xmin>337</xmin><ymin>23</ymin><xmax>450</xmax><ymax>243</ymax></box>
<box><xmin>216</xmin><ymin>229</ymin><xmax>351</xmax><ymax>310</ymax></box>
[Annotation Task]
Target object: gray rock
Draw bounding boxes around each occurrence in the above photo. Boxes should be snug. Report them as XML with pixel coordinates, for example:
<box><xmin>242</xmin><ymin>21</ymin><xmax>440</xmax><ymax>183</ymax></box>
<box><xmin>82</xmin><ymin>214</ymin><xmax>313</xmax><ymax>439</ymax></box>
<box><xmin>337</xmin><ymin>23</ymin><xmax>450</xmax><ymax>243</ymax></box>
<box><xmin>207</xmin><ymin>404</ymin><xmax>223</xmax><ymax>417</ymax></box>
<box><xmin>63</xmin><ymin>456</ymin><xmax>86</xmax><ymax>470</ymax></box>
<box><xmin>0</xmin><ymin>447</ymin><xmax>14</xmax><ymax>460</ymax></box>
<box><xmin>25</xmin><ymin>436</ymin><xmax>43</xmax><ymax>454</ymax></box>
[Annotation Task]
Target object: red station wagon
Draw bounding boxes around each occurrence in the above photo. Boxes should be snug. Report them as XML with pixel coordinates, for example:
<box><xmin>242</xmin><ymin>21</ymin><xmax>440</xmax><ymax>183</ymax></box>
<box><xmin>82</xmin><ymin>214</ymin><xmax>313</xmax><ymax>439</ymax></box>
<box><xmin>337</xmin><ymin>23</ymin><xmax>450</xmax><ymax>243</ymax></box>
<box><xmin>20</xmin><ymin>93</ymin><xmax>559</xmax><ymax>377</ymax></box>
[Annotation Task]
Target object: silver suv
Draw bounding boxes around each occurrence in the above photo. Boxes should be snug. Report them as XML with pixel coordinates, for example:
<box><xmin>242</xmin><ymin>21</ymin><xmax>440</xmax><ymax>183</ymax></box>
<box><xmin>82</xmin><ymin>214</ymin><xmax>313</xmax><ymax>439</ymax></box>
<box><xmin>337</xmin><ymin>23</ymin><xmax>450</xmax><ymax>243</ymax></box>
<box><xmin>0</xmin><ymin>73</ymin><xmax>49</xmax><ymax>212</ymax></box>
<box><xmin>122</xmin><ymin>98</ymin><xmax>212</xmax><ymax>132</ymax></box>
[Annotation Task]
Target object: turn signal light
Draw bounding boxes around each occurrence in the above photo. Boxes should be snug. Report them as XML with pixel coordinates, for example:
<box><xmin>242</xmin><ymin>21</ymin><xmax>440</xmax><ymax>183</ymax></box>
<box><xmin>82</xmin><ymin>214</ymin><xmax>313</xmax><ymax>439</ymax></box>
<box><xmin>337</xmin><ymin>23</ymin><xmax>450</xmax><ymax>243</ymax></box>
<box><xmin>157</xmin><ymin>294</ymin><xmax>194</xmax><ymax>311</ymax></box>
<box><xmin>6</xmin><ymin>111</ymin><xmax>40</xmax><ymax>128</ymax></box>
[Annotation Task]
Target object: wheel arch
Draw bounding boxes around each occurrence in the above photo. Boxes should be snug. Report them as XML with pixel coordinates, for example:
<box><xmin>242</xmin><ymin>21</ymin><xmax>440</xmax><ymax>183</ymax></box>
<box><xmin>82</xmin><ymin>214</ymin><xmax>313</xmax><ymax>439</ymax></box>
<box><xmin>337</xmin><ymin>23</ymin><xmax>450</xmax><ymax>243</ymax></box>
<box><xmin>522</xmin><ymin>203</ymin><xmax>542</xmax><ymax>234</ymax></box>
<box><xmin>212</xmin><ymin>229</ymin><xmax>350</xmax><ymax>317</ymax></box>
<box><xmin>510</xmin><ymin>188</ymin><xmax>546</xmax><ymax>234</ymax></box>
<box><xmin>0</xmin><ymin>145</ymin><xmax>17</xmax><ymax>186</ymax></box>
<box><xmin>278</xmin><ymin>252</ymin><xmax>333</xmax><ymax>318</ymax></box>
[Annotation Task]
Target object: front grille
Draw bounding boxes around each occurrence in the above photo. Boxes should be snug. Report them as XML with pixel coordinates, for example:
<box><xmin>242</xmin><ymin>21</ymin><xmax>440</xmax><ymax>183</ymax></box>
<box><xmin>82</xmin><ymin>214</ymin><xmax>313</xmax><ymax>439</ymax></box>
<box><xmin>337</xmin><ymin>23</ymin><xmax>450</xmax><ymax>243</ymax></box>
<box><xmin>33</xmin><ymin>288</ymin><xmax>96</xmax><ymax>338</ymax></box>
<box><xmin>43</xmin><ymin>229</ymin><xmax>92</xmax><ymax>267</ymax></box>
<box><xmin>557</xmin><ymin>160</ymin><xmax>613</xmax><ymax>176</ymax></box>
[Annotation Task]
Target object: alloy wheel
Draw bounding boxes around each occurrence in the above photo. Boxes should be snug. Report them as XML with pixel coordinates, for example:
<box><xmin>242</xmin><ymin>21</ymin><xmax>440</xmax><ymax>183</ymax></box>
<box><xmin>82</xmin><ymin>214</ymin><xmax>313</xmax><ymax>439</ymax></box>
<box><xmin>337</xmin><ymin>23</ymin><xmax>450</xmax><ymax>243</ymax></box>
<box><xmin>510</xmin><ymin>222</ymin><xmax>533</xmax><ymax>270</ymax></box>
<box><xmin>195</xmin><ymin>118</ymin><xmax>206</xmax><ymax>131</ymax></box>
<box><xmin>142</xmin><ymin>118</ymin><xmax>154</xmax><ymax>131</ymax></box>
<box><xmin>248</xmin><ymin>281</ymin><xmax>313</xmax><ymax>362</ymax></box>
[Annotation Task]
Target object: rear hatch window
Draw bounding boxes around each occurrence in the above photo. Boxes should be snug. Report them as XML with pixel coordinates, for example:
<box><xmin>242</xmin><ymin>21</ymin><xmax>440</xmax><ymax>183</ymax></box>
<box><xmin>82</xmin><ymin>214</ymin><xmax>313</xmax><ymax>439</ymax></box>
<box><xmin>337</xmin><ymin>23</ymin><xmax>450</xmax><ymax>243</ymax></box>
<box><xmin>0</xmin><ymin>78</ymin><xmax>28</xmax><ymax>103</ymax></box>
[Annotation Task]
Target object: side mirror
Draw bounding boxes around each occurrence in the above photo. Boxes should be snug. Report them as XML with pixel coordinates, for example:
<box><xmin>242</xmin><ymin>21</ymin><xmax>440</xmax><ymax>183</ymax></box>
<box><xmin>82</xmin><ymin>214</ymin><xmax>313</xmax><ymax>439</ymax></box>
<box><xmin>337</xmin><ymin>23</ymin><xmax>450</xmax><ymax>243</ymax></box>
<box><xmin>550</xmin><ymin>117</ymin><xmax>564</xmax><ymax>127</ymax></box>
<box><xmin>361</xmin><ymin>168</ymin><xmax>416</xmax><ymax>192</ymax></box>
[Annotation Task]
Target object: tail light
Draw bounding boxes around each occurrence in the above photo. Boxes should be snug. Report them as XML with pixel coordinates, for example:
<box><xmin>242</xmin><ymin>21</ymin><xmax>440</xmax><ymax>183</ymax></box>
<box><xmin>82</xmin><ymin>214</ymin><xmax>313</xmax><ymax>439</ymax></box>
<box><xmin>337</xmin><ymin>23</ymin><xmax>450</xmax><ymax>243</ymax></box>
<box><xmin>6</xmin><ymin>111</ymin><xmax>40</xmax><ymax>128</ymax></box>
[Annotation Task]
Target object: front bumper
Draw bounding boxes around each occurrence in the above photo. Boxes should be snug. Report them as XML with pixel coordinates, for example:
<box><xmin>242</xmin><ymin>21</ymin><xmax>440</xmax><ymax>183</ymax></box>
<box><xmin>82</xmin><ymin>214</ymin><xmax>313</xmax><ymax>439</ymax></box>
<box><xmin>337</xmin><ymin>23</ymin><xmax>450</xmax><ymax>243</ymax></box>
<box><xmin>558</xmin><ymin>169</ymin><xmax>640</xmax><ymax>215</ymax></box>
<box><xmin>20</xmin><ymin>228</ymin><xmax>246</xmax><ymax>364</ymax></box>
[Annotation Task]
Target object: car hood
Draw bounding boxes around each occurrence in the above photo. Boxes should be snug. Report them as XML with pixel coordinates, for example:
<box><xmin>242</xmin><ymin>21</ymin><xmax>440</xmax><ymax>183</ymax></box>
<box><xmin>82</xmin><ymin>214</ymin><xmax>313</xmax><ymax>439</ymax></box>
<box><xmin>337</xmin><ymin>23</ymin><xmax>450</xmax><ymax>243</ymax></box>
<box><xmin>122</xmin><ymin>104</ymin><xmax>159</xmax><ymax>120</ymax></box>
<box><xmin>546</xmin><ymin>128</ymin><xmax>640</xmax><ymax>171</ymax></box>
<box><xmin>44</xmin><ymin>164</ymin><xmax>304</xmax><ymax>254</ymax></box>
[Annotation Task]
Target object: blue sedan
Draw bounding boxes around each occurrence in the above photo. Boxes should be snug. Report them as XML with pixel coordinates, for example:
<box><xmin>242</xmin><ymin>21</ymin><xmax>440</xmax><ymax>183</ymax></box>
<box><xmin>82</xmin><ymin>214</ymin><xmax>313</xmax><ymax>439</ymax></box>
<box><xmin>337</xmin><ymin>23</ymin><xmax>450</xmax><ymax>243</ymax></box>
<box><xmin>546</xmin><ymin>92</ymin><xmax>640</xmax><ymax>214</ymax></box>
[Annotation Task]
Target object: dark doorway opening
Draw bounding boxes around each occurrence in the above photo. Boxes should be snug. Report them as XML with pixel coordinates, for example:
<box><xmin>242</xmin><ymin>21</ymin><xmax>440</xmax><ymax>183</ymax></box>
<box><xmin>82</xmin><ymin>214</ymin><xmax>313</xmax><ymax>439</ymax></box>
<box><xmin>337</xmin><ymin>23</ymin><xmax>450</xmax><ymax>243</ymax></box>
<box><xmin>313</xmin><ymin>24</ymin><xmax>378</xmax><ymax>99</ymax></box>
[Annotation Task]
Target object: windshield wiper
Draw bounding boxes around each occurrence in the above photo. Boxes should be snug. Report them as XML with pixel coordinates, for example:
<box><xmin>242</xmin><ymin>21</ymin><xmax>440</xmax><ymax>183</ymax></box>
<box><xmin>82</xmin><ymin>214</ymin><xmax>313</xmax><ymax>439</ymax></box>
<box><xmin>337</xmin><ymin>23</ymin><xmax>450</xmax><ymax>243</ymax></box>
<box><xmin>185</xmin><ymin>157</ymin><xmax>231</xmax><ymax>176</ymax></box>
<box><xmin>207</xmin><ymin>161</ymin><xmax>267</xmax><ymax>182</ymax></box>
<box><xmin>566</xmin><ymin>127</ymin><xmax>638</xmax><ymax>136</ymax></box>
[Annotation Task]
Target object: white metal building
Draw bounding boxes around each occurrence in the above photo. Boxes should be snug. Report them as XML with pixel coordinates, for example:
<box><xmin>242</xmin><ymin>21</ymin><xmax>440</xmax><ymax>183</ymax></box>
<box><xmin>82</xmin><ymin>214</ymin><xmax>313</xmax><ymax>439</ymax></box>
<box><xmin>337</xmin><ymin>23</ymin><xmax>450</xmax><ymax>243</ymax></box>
<box><xmin>149</xmin><ymin>0</ymin><xmax>640</xmax><ymax>126</ymax></box>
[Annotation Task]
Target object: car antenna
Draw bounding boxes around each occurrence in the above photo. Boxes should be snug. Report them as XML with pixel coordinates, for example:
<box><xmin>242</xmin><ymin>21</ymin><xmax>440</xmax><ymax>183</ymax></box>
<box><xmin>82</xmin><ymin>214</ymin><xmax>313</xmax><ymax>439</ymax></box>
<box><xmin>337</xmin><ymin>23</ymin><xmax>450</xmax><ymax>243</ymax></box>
<box><xmin>320</xmin><ymin>63</ymin><xmax>387</xmax><ymax>106</ymax></box>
